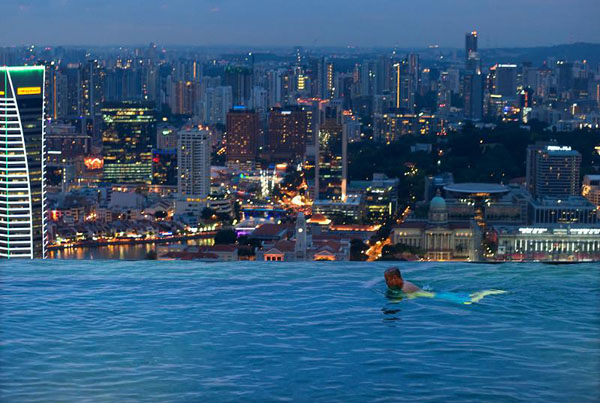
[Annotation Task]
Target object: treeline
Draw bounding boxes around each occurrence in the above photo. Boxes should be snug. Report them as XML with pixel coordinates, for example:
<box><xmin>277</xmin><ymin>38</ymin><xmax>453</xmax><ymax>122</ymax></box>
<box><xmin>348</xmin><ymin>122</ymin><xmax>599</xmax><ymax>206</ymax></box>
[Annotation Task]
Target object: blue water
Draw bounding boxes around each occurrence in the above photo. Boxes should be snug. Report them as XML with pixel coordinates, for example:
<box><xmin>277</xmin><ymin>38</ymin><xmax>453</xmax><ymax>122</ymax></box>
<box><xmin>1</xmin><ymin>261</ymin><xmax>599</xmax><ymax>402</ymax></box>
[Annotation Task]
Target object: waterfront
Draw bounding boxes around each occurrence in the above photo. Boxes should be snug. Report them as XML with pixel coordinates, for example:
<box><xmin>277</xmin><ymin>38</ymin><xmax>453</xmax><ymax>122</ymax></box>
<box><xmin>48</xmin><ymin>238</ymin><xmax>214</xmax><ymax>260</ymax></box>
<box><xmin>1</xmin><ymin>261</ymin><xmax>598</xmax><ymax>402</ymax></box>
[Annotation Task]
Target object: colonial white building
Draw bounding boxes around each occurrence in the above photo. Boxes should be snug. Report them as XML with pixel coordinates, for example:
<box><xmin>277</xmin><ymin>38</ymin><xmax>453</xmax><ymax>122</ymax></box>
<box><xmin>494</xmin><ymin>226</ymin><xmax>600</xmax><ymax>261</ymax></box>
<box><xmin>392</xmin><ymin>195</ymin><xmax>481</xmax><ymax>261</ymax></box>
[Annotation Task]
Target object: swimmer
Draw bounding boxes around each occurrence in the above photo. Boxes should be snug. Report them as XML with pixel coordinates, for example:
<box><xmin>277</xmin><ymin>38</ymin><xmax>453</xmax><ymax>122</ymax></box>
<box><xmin>384</xmin><ymin>267</ymin><xmax>421</xmax><ymax>293</ymax></box>
<box><xmin>383</xmin><ymin>267</ymin><xmax>506</xmax><ymax>304</ymax></box>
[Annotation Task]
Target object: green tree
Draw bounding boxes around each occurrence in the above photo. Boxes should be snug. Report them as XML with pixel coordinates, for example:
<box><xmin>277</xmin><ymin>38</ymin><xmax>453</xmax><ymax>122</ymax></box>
<box><xmin>350</xmin><ymin>239</ymin><xmax>368</xmax><ymax>261</ymax></box>
<box><xmin>214</xmin><ymin>229</ymin><xmax>237</xmax><ymax>245</ymax></box>
<box><xmin>201</xmin><ymin>207</ymin><xmax>217</xmax><ymax>221</ymax></box>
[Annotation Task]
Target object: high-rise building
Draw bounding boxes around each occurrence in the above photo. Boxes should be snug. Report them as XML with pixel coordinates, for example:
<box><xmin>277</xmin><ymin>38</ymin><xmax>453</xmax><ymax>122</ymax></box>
<box><xmin>81</xmin><ymin>59</ymin><xmax>104</xmax><ymax>118</ymax></box>
<box><xmin>224</xmin><ymin>65</ymin><xmax>253</xmax><ymax>107</ymax></box>
<box><xmin>394</xmin><ymin>60</ymin><xmax>415</xmax><ymax>112</ymax></box>
<box><xmin>202</xmin><ymin>86</ymin><xmax>233</xmax><ymax>126</ymax></box>
<box><xmin>464</xmin><ymin>71</ymin><xmax>484</xmax><ymax>120</ymax></box>
<box><xmin>315</xmin><ymin>118</ymin><xmax>347</xmax><ymax>201</ymax></box>
<box><xmin>0</xmin><ymin>66</ymin><xmax>47</xmax><ymax>258</ymax></box>
<box><xmin>177</xmin><ymin>128</ymin><xmax>211</xmax><ymax>198</ymax></box>
<box><xmin>101</xmin><ymin>101</ymin><xmax>157</xmax><ymax>184</ymax></box>
<box><xmin>526</xmin><ymin>143</ymin><xmax>582</xmax><ymax>198</ymax></box>
<box><xmin>465</xmin><ymin>31</ymin><xmax>478</xmax><ymax>60</ymax></box>
<box><xmin>492</xmin><ymin>64</ymin><xmax>518</xmax><ymax>98</ymax></box>
<box><xmin>169</xmin><ymin>80</ymin><xmax>200</xmax><ymax>115</ymax></box>
<box><xmin>226</xmin><ymin>108</ymin><xmax>259</xmax><ymax>168</ymax></box>
<box><xmin>465</xmin><ymin>31</ymin><xmax>480</xmax><ymax>72</ymax></box>
<box><xmin>267</xmin><ymin>106</ymin><xmax>309</xmax><ymax>162</ymax></box>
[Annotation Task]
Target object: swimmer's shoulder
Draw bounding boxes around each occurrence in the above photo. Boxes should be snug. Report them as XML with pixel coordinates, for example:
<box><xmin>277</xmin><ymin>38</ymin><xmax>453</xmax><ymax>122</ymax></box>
<box><xmin>402</xmin><ymin>281</ymin><xmax>422</xmax><ymax>294</ymax></box>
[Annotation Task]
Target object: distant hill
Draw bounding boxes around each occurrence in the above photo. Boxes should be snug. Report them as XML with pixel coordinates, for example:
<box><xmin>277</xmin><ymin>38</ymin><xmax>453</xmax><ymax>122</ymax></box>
<box><xmin>478</xmin><ymin>43</ymin><xmax>600</xmax><ymax>65</ymax></box>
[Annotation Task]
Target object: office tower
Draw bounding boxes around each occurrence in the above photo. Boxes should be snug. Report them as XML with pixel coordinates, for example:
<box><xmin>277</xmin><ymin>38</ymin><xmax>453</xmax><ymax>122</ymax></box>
<box><xmin>465</xmin><ymin>31</ymin><xmax>478</xmax><ymax>59</ymax></box>
<box><xmin>226</xmin><ymin>108</ymin><xmax>259</xmax><ymax>168</ymax></box>
<box><xmin>267</xmin><ymin>106</ymin><xmax>309</xmax><ymax>162</ymax></box>
<box><xmin>224</xmin><ymin>65</ymin><xmax>253</xmax><ymax>107</ymax></box>
<box><xmin>465</xmin><ymin>31</ymin><xmax>480</xmax><ymax>72</ymax></box>
<box><xmin>464</xmin><ymin>71</ymin><xmax>484</xmax><ymax>120</ymax></box>
<box><xmin>177</xmin><ymin>128</ymin><xmax>211</xmax><ymax>197</ymax></box>
<box><xmin>0</xmin><ymin>66</ymin><xmax>47</xmax><ymax>258</ymax></box>
<box><xmin>315</xmin><ymin>118</ymin><xmax>347</xmax><ymax>201</ymax></box>
<box><xmin>202</xmin><ymin>86</ymin><xmax>233</xmax><ymax>126</ymax></box>
<box><xmin>492</xmin><ymin>64</ymin><xmax>518</xmax><ymax>98</ymax></box>
<box><xmin>556</xmin><ymin>61</ymin><xmax>572</xmax><ymax>94</ymax></box>
<box><xmin>526</xmin><ymin>143</ymin><xmax>582</xmax><ymax>198</ymax></box>
<box><xmin>364</xmin><ymin>174</ymin><xmax>399</xmax><ymax>223</ymax></box>
<box><xmin>101</xmin><ymin>101</ymin><xmax>157</xmax><ymax>184</ymax></box>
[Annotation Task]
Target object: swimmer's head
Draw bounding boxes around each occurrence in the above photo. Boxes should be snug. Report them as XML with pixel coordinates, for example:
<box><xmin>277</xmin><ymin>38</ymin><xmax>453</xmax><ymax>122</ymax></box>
<box><xmin>384</xmin><ymin>267</ymin><xmax>404</xmax><ymax>290</ymax></box>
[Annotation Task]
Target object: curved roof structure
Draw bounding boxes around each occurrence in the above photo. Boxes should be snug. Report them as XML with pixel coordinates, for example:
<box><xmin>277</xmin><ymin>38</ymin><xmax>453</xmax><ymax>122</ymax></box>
<box><xmin>430</xmin><ymin>196</ymin><xmax>447</xmax><ymax>210</ymax></box>
<box><xmin>443</xmin><ymin>183</ymin><xmax>509</xmax><ymax>195</ymax></box>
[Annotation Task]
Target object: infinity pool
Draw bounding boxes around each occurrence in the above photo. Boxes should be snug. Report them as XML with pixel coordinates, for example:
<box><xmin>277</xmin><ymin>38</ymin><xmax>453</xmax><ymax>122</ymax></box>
<box><xmin>1</xmin><ymin>261</ymin><xmax>599</xmax><ymax>402</ymax></box>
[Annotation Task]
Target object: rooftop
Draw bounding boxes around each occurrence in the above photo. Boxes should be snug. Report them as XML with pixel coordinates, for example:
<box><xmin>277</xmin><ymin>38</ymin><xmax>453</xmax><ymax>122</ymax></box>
<box><xmin>444</xmin><ymin>183</ymin><xmax>510</xmax><ymax>195</ymax></box>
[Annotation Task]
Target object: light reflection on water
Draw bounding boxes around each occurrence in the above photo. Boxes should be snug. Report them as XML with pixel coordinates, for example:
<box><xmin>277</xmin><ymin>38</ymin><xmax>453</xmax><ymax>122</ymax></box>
<box><xmin>48</xmin><ymin>237</ymin><xmax>214</xmax><ymax>260</ymax></box>
<box><xmin>0</xmin><ymin>262</ymin><xmax>599</xmax><ymax>402</ymax></box>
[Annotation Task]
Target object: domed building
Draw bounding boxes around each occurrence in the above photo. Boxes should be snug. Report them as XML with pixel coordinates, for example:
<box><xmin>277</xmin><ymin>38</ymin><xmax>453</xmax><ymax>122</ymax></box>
<box><xmin>391</xmin><ymin>193</ymin><xmax>482</xmax><ymax>261</ymax></box>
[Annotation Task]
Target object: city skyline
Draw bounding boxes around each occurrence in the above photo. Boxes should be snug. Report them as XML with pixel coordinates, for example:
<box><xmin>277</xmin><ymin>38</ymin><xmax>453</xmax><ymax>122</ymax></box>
<box><xmin>3</xmin><ymin>0</ymin><xmax>600</xmax><ymax>48</ymax></box>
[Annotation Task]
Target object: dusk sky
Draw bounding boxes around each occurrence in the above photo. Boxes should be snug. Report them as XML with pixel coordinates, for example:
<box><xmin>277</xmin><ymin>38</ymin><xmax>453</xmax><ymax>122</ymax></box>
<box><xmin>3</xmin><ymin>0</ymin><xmax>600</xmax><ymax>48</ymax></box>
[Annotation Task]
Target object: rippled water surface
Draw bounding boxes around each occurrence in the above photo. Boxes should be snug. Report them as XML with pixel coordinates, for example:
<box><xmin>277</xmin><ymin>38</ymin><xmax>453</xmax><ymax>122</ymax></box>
<box><xmin>1</xmin><ymin>261</ymin><xmax>599</xmax><ymax>402</ymax></box>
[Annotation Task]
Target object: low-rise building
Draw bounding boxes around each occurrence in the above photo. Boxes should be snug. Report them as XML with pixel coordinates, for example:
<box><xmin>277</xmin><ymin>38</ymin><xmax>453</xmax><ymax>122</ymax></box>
<box><xmin>494</xmin><ymin>226</ymin><xmax>600</xmax><ymax>262</ymax></box>
<box><xmin>255</xmin><ymin>214</ymin><xmax>350</xmax><ymax>261</ymax></box>
<box><xmin>582</xmin><ymin>175</ymin><xmax>600</xmax><ymax>211</ymax></box>
<box><xmin>392</xmin><ymin>195</ymin><xmax>481</xmax><ymax>261</ymax></box>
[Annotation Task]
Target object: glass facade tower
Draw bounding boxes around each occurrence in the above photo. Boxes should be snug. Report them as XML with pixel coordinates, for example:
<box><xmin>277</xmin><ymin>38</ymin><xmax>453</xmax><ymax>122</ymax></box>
<box><xmin>0</xmin><ymin>66</ymin><xmax>47</xmax><ymax>258</ymax></box>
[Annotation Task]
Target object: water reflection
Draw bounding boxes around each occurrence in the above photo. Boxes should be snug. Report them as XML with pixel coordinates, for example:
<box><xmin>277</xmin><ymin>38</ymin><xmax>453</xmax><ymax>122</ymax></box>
<box><xmin>48</xmin><ymin>237</ymin><xmax>214</xmax><ymax>260</ymax></box>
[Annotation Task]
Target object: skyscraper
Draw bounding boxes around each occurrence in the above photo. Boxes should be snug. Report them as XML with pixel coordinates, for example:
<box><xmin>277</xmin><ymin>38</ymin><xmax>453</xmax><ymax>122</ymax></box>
<box><xmin>177</xmin><ymin>128</ymin><xmax>211</xmax><ymax>198</ymax></box>
<box><xmin>101</xmin><ymin>101</ymin><xmax>157</xmax><ymax>184</ymax></box>
<box><xmin>224</xmin><ymin>66</ymin><xmax>253</xmax><ymax>107</ymax></box>
<box><xmin>202</xmin><ymin>86</ymin><xmax>233</xmax><ymax>126</ymax></box>
<box><xmin>526</xmin><ymin>143</ymin><xmax>582</xmax><ymax>198</ymax></box>
<box><xmin>465</xmin><ymin>31</ymin><xmax>478</xmax><ymax>61</ymax></box>
<box><xmin>465</xmin><ymin>31</ymin><xmax>481</xmax><ymax>73</ymax></box>
<box><xmin>226</xmin><ymin>108</ymin><xmax>259</xmax><ymax>168</ymax></box>
<box><xmin>315</xmin><ymin>118</ymin><xmax>347</xmax><ymax>201</ymax></box>
<box><xmin>464</xmin><ymin>71</ymin><xmax>484</xmax><ymax>120</ymax></box>
<box><xmin>492</xmin><ymin>64</ymin><xmax>518</xmax><ymax>98</ymax></box>
<box><xmin>0</xmin><ymin>66</ymin><xmax>47</xmax><ymax>258</ymax></box>
<box><xmin>267</xmin><ymin>106</ymin><xmax>309</xmax><ymax>162</ymax></box>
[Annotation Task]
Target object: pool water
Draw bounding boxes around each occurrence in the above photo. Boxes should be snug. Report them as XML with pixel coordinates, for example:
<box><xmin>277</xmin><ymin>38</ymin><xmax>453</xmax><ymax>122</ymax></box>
<box><xmin>1</xmin><ymin>261</ymin><xmax>599</xmax><ymax>402</ymax></box>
